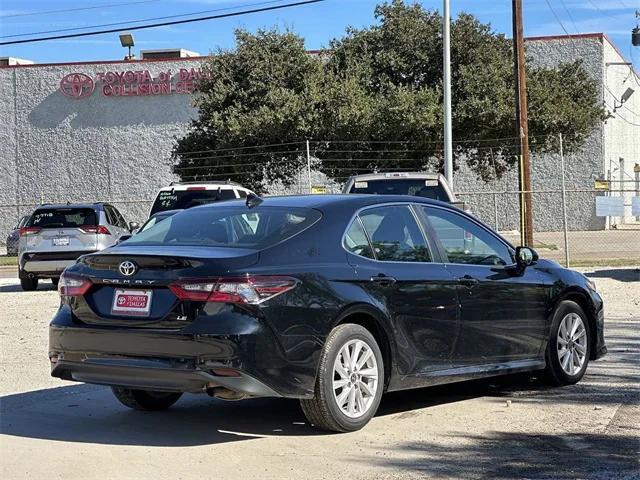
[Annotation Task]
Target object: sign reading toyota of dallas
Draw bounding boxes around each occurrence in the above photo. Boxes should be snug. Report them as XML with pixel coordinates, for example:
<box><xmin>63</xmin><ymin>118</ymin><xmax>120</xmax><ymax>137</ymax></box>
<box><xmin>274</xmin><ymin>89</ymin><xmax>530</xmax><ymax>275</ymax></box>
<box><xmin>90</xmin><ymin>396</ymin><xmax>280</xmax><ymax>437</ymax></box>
<box><xmin>59</xmin><ymin>67</ymin><xmax>209</xmax><ymax>99</ymax></box>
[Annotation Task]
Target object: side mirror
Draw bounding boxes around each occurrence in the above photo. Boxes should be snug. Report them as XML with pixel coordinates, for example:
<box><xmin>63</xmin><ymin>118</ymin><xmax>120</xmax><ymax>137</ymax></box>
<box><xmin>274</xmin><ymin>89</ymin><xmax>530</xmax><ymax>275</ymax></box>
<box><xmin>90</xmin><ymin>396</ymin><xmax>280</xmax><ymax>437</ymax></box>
<box><xmin>515</xmin><ymin>246</ymin><xmax>538</xmax><ymax>269</ymax></box>
<box><xmin>128</xmin><ymin>222</ymin><xmax>139</xmax><ymax>233</ymax></box>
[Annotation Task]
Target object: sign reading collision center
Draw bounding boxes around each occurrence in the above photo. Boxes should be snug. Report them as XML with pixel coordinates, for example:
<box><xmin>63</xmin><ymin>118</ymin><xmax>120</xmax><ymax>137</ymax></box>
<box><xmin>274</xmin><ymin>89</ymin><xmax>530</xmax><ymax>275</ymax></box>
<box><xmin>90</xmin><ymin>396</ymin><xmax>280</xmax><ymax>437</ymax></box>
<box><xmin>59</xmin><ymin>67</ymin><xmax>209</xmax><ymax>99</ymax></box>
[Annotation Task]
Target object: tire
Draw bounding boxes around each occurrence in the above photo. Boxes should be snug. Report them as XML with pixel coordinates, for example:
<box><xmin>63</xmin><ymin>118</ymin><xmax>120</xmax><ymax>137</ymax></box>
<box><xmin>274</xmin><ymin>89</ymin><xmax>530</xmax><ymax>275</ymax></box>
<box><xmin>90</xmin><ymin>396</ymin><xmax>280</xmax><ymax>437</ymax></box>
<box><xmin>543</xmin><ymin>300</ymin><xmax>592</xmax><ymax>386</ymax></box>
<box><xmin>300</xmin><ymin>324</ymin><xmax>384</xmax><ymax>432</ymax></box>
<box><xmin>51</xmin><ymin>277</ymin><xmax>59</xmax><ymax>287</ymax></box>
<box><xmin>20</xmin><ymin>276</ymin><xmax>38</xmax><ymax>291</ymax></box>
<box><xmin>111</xmin><ymin>387</ymin><xmax>182</xmax><ymax>411</ymax></box>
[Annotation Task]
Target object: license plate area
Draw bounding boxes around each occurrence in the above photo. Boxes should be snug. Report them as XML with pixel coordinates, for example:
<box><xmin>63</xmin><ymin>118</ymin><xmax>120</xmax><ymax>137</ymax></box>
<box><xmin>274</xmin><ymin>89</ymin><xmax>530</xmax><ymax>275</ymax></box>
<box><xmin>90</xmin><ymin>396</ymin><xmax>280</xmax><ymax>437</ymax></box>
<box><xmin>111</xmin><ymin>289</ymin><xmax>153</xmax><ymax>317</ymax></box>
<box><xmin>53</xmin><ymin>236</ymin><xmax>69</xmax><ymax>246</ymax></box>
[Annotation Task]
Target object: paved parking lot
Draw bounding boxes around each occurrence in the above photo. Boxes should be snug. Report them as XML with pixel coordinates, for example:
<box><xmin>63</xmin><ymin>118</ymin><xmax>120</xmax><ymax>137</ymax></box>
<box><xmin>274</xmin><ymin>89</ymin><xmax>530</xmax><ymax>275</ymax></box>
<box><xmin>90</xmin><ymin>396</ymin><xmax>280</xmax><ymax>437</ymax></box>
<box><xmin>1</xmin><ymin>267</ymin><xmax>638</xmax><ymax>480</ymax></box>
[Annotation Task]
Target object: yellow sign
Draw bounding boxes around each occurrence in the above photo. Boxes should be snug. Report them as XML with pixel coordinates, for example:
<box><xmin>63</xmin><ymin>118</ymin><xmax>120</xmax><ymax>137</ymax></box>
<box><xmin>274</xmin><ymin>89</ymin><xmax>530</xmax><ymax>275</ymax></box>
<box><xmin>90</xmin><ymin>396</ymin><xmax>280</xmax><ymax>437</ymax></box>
<box><xmin>594</xmin><ymin>179</ymin><xmax>610</xmax><ymax>191</ymax></box>
<box><xmin>311</xmin><ymin>185</ymin><xmax>327</xmax><ymax>194</ymax></box>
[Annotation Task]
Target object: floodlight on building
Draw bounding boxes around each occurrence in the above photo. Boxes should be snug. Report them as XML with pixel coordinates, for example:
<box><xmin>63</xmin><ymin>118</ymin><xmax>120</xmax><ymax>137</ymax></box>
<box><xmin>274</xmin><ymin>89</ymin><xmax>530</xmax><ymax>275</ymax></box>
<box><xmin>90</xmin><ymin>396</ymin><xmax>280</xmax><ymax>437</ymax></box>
<box><xmin>614</xmin><ymin>87</ymin><xmax>635</xmax><ymax>111</ymax></box>
<box><xmin>119</xmin><ymin>32</ymin><xmax>135</xmax><ymax>60</ymax></box>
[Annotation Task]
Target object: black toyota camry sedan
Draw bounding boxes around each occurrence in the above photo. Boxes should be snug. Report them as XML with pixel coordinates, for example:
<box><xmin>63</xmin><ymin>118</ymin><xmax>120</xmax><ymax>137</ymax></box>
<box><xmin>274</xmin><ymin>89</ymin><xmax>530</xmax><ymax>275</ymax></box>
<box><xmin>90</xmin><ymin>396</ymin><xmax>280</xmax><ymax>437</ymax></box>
<box><xmin>50</xmin><ymin>194</ymin><xmax>606</xmax><ymax>432</ymax></box>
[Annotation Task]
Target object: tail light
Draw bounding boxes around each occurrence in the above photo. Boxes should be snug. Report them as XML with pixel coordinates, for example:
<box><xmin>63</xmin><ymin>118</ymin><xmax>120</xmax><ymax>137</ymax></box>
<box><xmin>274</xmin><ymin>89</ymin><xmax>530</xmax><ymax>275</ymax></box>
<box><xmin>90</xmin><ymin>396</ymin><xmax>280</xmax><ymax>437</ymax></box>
<box><xmin>19</xmin><ymin>226</ymin><xmax>41</xmax><ymax>236</ymax></box>
<box><xmin>79</xmin><ymin>225</ymin><xmax>111</xmax><ymax>235</ymax></box>
<box><xmin>58</xmin><ymin>272</ymin><xmax>92</xmax><ymax>297</ymax></box>
<box><xmin>170</xmin><ymin>276</ymin><xmax>298</xmax><ymax>304</ymax></box>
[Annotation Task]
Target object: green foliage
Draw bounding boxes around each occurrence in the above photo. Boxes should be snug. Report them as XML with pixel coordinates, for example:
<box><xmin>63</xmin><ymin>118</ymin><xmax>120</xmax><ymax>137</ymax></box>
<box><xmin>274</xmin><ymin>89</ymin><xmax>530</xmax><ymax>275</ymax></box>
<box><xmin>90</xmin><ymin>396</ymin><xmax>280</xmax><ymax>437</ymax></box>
<box><xmin>173</xmin><ymin>1</ymin><xmax>605</xmax><ymax>190</ymax></box>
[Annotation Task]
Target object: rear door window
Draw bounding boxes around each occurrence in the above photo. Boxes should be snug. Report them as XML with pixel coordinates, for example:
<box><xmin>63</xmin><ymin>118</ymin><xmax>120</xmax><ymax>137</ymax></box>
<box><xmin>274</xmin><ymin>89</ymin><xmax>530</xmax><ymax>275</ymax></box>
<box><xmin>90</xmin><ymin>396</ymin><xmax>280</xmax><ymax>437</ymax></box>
<box><xmin>28</xmin><ymin>208</ymin><xmax>97</xmax><ymax>228</ymax></box>
<box><xmin>151</xmin><ymin>189</ymin><xmax>237</xmax><ymax>215</ymax></box>
<box><xmin>103</xmin><ymin>206</ymin><xmax>116</xmax><ymax>226</ymax></box>
<box><xmin>359</xmin><ymin>205</ymin><xmax>431</xmax><ymax>262</ymax></box>
<box><xmin>344</xmin><ymin>218</ymin><xmax>374</xmax><ymax>259</ymax></box>
<box><xmin>124</xmin><ymin>206</ymin><xmax>321</xmax><ymax>249</ymax></box>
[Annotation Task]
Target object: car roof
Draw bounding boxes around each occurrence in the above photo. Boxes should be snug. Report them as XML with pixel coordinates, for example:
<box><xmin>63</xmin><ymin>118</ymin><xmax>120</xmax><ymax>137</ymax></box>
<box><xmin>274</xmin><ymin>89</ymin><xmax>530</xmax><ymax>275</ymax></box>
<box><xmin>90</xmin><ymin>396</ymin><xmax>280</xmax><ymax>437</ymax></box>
<box><xmin>159</xmin><ymin>182</ymin><xmax>247</xmax><ymax>191</ymax></box>
<box><xmin>194</xmin><ymin>194</ymin><xmax>450</xmax><ymax>210</ymax></box>
<box><xmin>33</xmin><ymin>203</ymin><xmax>105</xmax><ymax>210</ymax></box>
<box><xmin>347</xmin><ymin>172</ymin><xmax>442</xmax><ymax>181</ymax></box>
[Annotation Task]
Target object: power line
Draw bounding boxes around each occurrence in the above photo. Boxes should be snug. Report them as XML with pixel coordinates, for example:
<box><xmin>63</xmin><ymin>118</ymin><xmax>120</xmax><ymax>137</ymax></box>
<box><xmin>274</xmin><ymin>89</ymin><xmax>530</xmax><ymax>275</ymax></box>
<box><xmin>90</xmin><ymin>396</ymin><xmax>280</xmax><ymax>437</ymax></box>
<box><xmin>604</xmin><ymin>101</ymin><xmax>640</xmax><ymax>126</ymax></box>
<box><xmin>0</xmin><ymin>0</ymin><xmax>160</xmax><ymax>19</ymax></box>
<box><xmin>557</xmin><ymin>0</ymin><xmax>580</xmax><ymax>34</ymax></box>
<box><xmin>543</xmin><ymin>0</ymin><xmax>572</xmax><ymax>36</ymax></box>
<box><xmin>1</xmin><ymin>0</ymin><xmax>290</xmax><ymax>40</ymax></box>
<box><xmin>0</xmin><ymin>0</ymin><xmax>325</xmax><ymax>46</ymax></box>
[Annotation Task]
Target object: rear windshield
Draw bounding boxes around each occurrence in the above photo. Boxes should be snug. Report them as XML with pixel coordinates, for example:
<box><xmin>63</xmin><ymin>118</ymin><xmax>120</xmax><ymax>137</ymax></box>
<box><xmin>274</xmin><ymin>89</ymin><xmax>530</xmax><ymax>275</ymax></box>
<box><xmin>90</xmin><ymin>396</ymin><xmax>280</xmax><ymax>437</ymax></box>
<box><xmin>349</xmin><ymin>179</ymin><xmax>449</xmax><ymax>201</ymax></box>
<box><xmin>150</xmin><ymin>189</ymin><xmax>237</xmax><ymax>215</ymax></box>
<box><xmin>123</xmin><ymin>206</ymin><xmax>322</xmax><ymax>249</ymax></box>
<box><xmin>28</xmin><ymin>208</ymin><xmax>97</xmax><ymax>228</ymax></box>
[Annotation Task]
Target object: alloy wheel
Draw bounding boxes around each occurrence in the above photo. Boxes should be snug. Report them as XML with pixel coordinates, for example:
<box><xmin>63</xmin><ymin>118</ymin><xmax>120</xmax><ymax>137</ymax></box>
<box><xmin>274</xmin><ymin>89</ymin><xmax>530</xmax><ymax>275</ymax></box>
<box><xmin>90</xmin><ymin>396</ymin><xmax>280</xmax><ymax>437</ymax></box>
<box><xmin>332</xmin><ymin>339</ymin><xmax>379</xmax><ymax>418</ymax></box>
<box><xmin>557</xmin><ymin>312</ymin><xmax>588</xmax><ymax>376</ymax></box>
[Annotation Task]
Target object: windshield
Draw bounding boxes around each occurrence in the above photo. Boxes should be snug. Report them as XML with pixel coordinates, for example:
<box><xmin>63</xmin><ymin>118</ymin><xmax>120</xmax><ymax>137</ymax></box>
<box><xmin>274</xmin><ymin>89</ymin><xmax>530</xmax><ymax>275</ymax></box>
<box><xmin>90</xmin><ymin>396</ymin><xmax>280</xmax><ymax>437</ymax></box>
<box><xmin>27</xmin><ymin>208</ymin><xmax>97</xmax><ymax>228</ymax></box>
<box><xmin>150</xmin><ymin>189</ymin><xmax>237</xmax><ymax>215</ymax></box>
<box><xmin>124</xmin><ymin>206</ymin><xmax>322</xmax><ymax>249</ymax></box>
<box><xmin>349</xmin><ymin>179</ymin><xmax>449</xmax><ymax>201</ymax></box>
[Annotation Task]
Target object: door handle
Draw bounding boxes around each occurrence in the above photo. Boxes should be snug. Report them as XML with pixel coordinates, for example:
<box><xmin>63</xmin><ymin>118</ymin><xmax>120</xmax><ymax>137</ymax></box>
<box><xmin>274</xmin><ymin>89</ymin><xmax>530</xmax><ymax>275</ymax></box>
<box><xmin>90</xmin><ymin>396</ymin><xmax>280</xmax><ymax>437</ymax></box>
<box><xmin>370</xmin><ymin>274</ymin><xmax>397</xmax><ymax>286</ymax></box>
<box><xmin>457</xmin><ymin>275</ymin><xmax>479</xmax><ymax>287</ymax></box>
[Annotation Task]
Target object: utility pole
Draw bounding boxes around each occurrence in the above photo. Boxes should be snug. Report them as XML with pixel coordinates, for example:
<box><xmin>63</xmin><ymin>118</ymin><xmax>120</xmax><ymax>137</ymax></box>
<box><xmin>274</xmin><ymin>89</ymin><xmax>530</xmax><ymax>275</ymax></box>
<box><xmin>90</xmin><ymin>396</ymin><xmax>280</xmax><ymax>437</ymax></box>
<box><xmin>512</xmin><ymin>0</ymin><xmax>533</xmax><ymax>246</ymax></box>
<box><xmin>443</xmin><ymin>0</ymin><xmax>453</xmax><ymax>189</ymax></box>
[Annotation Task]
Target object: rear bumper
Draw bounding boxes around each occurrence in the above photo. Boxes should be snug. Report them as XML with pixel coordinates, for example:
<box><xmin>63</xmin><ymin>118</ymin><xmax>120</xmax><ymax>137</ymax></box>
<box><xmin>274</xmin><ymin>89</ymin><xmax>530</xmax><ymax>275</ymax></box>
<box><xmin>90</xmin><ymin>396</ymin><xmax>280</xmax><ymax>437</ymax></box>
<box><xmin>21</xmin><ymin>251</ymin><xmax>97</xmax><ymax>276</ymax></box>
<box><xmin>49</xmin><ymin>306</ymin><xmax>321</xmax><ymax>398</ymax></box>
<box><xmin>51</xmin><ymin>356</ymin><xmax>280</xmax><ymax>396</ymax></box>
<box><xmin>23</xmin><ymin>259</ymin><xmax>76</xmax><ymax>275</ymax></box>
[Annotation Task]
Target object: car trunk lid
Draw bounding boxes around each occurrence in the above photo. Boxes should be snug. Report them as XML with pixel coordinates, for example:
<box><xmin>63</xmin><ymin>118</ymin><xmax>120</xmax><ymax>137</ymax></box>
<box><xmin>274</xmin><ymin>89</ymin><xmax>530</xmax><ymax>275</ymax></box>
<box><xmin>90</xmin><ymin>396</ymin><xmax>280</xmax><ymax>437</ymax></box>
<box><xmin>72</xmin><ymin>246</ymin><xmax>260</xmax><ymax>327</ymax></box>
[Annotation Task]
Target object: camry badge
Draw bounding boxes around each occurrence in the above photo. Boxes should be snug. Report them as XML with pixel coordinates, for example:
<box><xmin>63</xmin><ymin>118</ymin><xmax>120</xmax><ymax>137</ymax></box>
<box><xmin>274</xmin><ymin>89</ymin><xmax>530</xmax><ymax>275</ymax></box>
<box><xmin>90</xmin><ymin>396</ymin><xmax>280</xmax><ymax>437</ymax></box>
<box><xmin>119</xmin><ymin>260</ymin><xmax>137</xmax><ymax>277</ymax></box>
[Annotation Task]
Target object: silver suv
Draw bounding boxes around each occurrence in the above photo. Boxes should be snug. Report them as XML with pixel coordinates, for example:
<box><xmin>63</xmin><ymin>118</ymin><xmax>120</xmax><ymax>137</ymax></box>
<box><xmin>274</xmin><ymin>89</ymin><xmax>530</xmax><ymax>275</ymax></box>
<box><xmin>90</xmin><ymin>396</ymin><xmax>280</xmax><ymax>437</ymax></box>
<box><xmin>18</xmin><ymin>203</ymin><xmax>133</xmax><ymax>291</ymax></box>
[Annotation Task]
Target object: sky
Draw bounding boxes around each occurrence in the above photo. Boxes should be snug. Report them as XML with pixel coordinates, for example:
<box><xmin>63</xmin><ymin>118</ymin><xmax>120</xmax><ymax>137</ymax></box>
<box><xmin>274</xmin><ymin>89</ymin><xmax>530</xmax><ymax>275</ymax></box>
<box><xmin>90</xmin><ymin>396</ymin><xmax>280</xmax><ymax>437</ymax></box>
<box><xmin>0</xmin><ymin>0</ymin><xmax>638</xmax><ymax>69</ymax></box>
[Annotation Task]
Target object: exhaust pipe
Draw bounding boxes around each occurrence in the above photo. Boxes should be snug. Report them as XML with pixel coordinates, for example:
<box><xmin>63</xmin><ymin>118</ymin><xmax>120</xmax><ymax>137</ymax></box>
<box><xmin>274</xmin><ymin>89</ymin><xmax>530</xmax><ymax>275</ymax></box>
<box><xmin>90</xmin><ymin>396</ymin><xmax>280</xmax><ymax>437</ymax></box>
<box><xmin>206</xmin><ymin>386</ymin><xmax>248</xmax><ymax>401</ymax></box>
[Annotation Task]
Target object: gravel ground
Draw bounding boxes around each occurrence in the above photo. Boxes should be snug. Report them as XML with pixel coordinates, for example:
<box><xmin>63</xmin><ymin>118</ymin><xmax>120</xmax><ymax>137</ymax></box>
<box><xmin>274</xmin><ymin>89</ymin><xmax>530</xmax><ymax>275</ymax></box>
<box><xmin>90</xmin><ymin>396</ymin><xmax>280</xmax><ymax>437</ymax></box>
<box><xmin>0</xmin><ymin>267</ymin><xmax>638</xmax><ymax>480</ymax></box>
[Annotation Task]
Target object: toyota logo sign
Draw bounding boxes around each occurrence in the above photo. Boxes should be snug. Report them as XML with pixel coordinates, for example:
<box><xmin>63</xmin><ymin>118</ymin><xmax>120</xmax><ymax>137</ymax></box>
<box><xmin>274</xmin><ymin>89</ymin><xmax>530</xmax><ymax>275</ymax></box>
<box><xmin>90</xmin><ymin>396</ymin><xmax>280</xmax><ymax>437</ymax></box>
<box><xmin>59</xmin><ymin>73</ymin><xmax>95</xmax><ymax>99</ymax></box>
<box><xmin>119</xmin><ymin>261</ymin><xmax>137</xmax><ymax>277</ymax></box>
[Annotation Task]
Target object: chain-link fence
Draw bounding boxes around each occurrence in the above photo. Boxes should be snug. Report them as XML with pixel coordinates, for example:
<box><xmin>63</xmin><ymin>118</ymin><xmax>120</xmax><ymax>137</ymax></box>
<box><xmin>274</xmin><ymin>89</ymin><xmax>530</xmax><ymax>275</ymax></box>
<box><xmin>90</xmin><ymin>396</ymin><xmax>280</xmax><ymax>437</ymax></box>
<box><xmin>2</xmin><ymin>188</ymin><xmax>638</xmax><ymax>267</ymax></box>
<box><xmin>456</xmin><ymin>188</ymin><xmax>639</xmax><ymax>267</ymax></box>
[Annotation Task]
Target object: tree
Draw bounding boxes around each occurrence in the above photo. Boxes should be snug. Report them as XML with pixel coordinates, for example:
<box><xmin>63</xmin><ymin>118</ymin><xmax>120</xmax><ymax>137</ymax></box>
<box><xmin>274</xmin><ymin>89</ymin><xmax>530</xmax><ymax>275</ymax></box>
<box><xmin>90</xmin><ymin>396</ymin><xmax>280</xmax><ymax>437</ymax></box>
<box><xmin>172</xmin><ymin>29</ymin><xmax>324</xmax><ymax>193</ymax></box>
<box><xmin>173</xmin><ymin>1</ymin><xmax>605</xmax><ymax>189</ymax></box>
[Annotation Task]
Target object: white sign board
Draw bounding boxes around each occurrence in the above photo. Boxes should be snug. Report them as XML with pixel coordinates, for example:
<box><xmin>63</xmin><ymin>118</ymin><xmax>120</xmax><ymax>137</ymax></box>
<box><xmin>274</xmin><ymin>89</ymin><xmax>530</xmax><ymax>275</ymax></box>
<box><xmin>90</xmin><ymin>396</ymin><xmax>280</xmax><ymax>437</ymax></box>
<box><xmin>596</xmin><ymin>197</ymin><xmax>625</xmax><ymax>217</ymax></box>
<box><xmin>632</xmin><ymin>197</ymin><xmax>640</xmax><ymax>217</ymax></box>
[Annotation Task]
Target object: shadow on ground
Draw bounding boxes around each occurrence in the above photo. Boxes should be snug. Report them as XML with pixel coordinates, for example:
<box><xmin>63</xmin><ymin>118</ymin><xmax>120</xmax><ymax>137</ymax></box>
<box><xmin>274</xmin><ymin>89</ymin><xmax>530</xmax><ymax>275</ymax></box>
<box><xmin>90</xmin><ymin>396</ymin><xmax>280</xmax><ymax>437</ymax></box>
<box><xmin>1</xmin><ymin>370</ymin><xmax>634</xmax><ymax>449</ymax></box>
<box><xmin>355</xmin><ymin>431</ymin><xmax>639</xmax><ymax>480</ymax></box>
<box><xmin>0</xmin><ymin>282</ymin><xmax>56</xmax><ymax>293</ymax></box>
<box><xmin>584</xmin><ymin>268</ymin><xmax>640</xmax><ymax>282</ymax></box>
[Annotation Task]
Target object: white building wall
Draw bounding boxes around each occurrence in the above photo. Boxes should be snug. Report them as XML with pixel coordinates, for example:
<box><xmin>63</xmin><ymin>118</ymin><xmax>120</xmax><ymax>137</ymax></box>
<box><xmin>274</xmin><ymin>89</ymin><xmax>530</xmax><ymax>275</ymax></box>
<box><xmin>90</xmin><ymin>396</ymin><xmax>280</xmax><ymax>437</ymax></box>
<box><xmin>602</xmin><ymin>40</ymin><xmax>640</xmax><ymax>224</ymax></box>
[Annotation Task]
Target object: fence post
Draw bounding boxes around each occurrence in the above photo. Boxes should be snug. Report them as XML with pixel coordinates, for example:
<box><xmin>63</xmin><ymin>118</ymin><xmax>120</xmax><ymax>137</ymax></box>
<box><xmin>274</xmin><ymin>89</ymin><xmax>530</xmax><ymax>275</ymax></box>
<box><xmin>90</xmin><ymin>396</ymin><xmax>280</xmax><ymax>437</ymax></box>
<box><xmin>493</xmin><ymin>193</ymin><xmax>499</xmax><ymax>231</ymax></box>
<box><xmin>559</xmin><ymin>133</ymin><xmax>570</xmax><ymax>268</ymax></box>
<box><xmin>306</xmin><ymin>139</ymin><xmax>312</xmax><ymax>194</ymax></box>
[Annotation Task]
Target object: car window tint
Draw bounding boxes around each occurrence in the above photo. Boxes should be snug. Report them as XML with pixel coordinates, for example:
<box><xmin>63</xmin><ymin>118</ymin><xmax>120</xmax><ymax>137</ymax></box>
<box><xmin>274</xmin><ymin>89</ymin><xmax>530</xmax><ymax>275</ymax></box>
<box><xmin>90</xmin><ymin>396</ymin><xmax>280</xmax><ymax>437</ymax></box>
<box><xmin>112</xmin><ymin>207</ymin><xmax>126</xmax><ymax>228</ymax></box>
<box><xmin>344</xmin><ymin>219</ymin><xmax>374</xmax><ymax>259</ymax></box>
<box><xmin>104</xmin><ymin>206</ymin><xmax>116</xmax><ymax>225</ymax></box>
<box><xmin>423</xmin><ymin>207</ymin><xmax>512</xmax><ymax>266</ymax></box>
<box><xmin>349</xmin><ymin>179</ymin><xmax>449</xmax><ymax>201</ymax></box>
<box><xmin>124</xmin><ymin>206</ymin><xmax>321</xmax><ymax>249</ymax></box>
<box><xmin>236</xmin><ymin>190</ymin><xmax>248</xmax><ymax>199</ymax></box>
<box><xmin>150</xmin><ymin>189</ymin><xmax>237</xmax><ymax>215</ymax></box>
<box><xmin>359</xmin><ymin>206</ymin><xmax>431</xmax><ymax>262</ymax></box>
<box><xmin>28</xmin><ymin>208</ymin><xmax>97</xmax><ymax>228</ymax></box>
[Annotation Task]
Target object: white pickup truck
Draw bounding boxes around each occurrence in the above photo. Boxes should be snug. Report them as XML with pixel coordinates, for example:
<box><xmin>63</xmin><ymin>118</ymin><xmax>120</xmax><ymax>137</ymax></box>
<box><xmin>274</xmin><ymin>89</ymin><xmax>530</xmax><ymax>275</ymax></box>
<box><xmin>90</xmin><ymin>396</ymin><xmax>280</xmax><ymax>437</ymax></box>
<box><xmin>342</xmin><ymin>172</ymin><xmax>467</xmax><ymax>210</ymax></box>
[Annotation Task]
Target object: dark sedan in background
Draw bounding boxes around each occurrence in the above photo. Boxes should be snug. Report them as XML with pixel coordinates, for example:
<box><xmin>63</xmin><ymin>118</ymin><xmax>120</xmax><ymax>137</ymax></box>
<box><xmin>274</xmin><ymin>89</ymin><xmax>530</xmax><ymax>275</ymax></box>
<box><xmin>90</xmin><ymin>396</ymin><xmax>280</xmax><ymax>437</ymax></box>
<box><xmin>50</xmin><ymin>195</ymin><xmax>606</xmax><ymax>432</ymax></box>
<box><xmin>6</xmin><ymin>214</ymin><xmax>30</xmax><ymax>256</ymax></box>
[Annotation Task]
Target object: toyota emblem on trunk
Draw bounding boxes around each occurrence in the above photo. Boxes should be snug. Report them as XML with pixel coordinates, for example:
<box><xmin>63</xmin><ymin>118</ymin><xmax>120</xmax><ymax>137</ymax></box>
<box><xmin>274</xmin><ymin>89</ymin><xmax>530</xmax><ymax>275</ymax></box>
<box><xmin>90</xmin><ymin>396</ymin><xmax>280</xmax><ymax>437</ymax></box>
<box><xmin>119</xmin><ymin>261</ymin><xmax>137</xmax><ymax>276</ymax></box>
